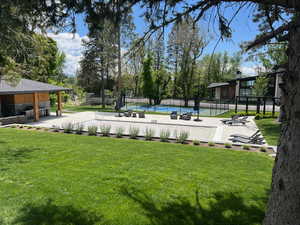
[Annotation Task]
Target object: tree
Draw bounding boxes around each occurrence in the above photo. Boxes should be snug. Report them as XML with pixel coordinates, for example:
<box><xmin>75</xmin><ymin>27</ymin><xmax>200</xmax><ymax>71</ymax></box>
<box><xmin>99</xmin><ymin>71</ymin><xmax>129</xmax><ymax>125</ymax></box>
<box><xmin>142</xmin><ymin>55</ymin><xmax>154</xmax><ymax>105</ymax></box>
<box><xmin>253</xmin><ymin>75</ymin><xmax>270</xmax><ymax>96</ymax></box>
<box><xmin>126</xmin><ymin>40</ymin><xmax>145</xmax><ymax>96</ymax></box>
<box><xmin>2</xmin><ymin>1</ymin><xmax>300</xmax><ymax>223</ymax></box>
<box><xmin>78</xmin><ymin>20</ymin><xmax>117</xmax><ymax>108</ymax></box>
<box><xmin>24</xmin><ymin>34</ymin><xmax>66</xmax><ymax>83</ymax></box>
<box><xmin>168</xmin><ymin>17</ymin><xmax>208</xmax><ymax>106</ymax></box>
<box><xmin>152</xmin><ymin>69</ymin><xmax>171</xmax><ymax>105</ymax></box>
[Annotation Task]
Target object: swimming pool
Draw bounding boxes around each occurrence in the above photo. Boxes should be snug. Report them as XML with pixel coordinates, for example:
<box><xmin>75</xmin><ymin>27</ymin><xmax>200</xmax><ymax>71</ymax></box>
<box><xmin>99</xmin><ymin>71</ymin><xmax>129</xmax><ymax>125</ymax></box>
<box><xmin>122</xmin><ymin>105</ymin><xmax>227</xmax><ymax>116</ymax></box>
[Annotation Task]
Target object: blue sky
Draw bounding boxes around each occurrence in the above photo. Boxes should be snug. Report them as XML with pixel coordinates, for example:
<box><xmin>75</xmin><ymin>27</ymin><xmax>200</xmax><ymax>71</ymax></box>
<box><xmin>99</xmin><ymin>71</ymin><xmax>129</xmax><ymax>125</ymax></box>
<box><xmin>49</xmin><ymin>3</ymin><xmax>262</xmax><ymax>76</ymax></box>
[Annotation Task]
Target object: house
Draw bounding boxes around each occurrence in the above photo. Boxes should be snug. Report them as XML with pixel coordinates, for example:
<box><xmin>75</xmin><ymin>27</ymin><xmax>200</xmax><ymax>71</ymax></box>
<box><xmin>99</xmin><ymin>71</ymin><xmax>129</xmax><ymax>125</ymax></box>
<box><xmin>0</xmin><ymin>78</ymin><xmax>70</xmax><ymax>123</ymax></box>
<box><xmin>208</xmin><ymin>69</ymin><xmax>284</xmax><ymax>100</ymax></box>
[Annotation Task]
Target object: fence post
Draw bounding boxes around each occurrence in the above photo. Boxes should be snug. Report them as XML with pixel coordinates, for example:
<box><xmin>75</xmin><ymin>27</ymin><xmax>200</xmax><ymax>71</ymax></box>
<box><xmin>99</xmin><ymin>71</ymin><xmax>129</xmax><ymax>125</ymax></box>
<box><xmin>272</xmin><ymin>97</ymin><xmax>276</xmax><ymax>117</ymax></box>
<box><xmin>246</xmin><ymin>97</ymin><xmax>249</xmax><ymax>114</ymax></box>
<box><xmin>235</xmin><ymin>96</ymin><xmax>238</xmax><ymax>113</ymax></box>
<box><xmin>256</xmin><ymin>97</ymin><xmax>261</xmax><ymax>114</ymax></box>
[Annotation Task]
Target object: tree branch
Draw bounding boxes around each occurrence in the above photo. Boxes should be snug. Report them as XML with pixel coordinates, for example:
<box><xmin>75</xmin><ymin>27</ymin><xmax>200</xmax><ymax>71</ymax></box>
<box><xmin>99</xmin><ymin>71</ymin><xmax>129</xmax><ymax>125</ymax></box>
<box><xmin>246</xmin><ymin>22</ymin><xmax>299</xmax><ymax>50</ymax></box>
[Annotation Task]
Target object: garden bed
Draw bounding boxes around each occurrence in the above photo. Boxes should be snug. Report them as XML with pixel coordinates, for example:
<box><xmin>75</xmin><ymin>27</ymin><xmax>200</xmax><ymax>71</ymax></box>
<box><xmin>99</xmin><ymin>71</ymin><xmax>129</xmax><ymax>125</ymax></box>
<box><xmin>8</xmin><ymin>124</ymin><xmax>275</xmax><ymax>155</ymax></box>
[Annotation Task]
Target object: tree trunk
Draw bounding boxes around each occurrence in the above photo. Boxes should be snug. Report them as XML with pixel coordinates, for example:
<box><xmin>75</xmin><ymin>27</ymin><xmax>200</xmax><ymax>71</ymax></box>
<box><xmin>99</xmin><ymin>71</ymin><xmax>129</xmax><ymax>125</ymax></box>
<box><xmin>101</xmin><ymin>70</ymin><xmax>105</xmax><ymax>109</ymax></box>
<box><xmin>264</xmin><ymin>19</ymin><xmax>300</xmax><ymax>225</ymax></box>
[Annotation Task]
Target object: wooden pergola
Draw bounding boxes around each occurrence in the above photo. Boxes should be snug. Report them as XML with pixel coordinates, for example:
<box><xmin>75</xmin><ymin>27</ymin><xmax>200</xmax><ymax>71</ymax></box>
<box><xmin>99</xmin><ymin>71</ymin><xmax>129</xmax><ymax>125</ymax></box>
<box><xmin>33</xmin><ymin>91</ymin><xmax>63</xmax><ymax>121</ymax></box>
<box><xmin>0</xmin><ymin>78</ymin><xmax>70</xmax><ymax>122</ymax></box>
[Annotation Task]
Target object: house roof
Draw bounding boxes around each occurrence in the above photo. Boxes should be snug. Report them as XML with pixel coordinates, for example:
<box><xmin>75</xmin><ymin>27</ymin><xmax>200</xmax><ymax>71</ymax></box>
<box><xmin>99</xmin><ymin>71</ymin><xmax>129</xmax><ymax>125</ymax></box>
<box><xmin>0</xmin><ymin>78</ymin><xmax>71</xmax><ymax>95</ymax></box>
<box><xmin>207</xmin><ymin>82</ymin><xmax>230</xmax><ymax>89</ymax></box>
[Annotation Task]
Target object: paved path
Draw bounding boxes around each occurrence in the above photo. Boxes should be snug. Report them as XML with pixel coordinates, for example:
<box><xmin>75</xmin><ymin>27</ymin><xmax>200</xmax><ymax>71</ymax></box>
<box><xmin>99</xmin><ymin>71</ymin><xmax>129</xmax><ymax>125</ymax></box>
<box><xmin>29</xmin><ymin>112</ymin><xmax>262</xmax><ymax>144</ymax></box>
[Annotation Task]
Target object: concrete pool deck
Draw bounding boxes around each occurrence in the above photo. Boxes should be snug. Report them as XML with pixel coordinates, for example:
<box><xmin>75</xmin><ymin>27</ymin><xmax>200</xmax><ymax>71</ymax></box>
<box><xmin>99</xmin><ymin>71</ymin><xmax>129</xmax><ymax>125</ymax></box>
<box><xmin>29</xmin><ymin>111</ymin><xmax>263</xmax><ymax>144</ymax></box>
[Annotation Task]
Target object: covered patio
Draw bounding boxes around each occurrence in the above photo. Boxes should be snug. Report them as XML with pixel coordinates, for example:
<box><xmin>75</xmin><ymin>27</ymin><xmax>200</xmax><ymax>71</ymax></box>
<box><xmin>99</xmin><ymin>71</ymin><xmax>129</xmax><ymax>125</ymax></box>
<box><xmin>0</xmin><ymin>78</ymin><xmax>70</xmax><ymax>124</ymax></box>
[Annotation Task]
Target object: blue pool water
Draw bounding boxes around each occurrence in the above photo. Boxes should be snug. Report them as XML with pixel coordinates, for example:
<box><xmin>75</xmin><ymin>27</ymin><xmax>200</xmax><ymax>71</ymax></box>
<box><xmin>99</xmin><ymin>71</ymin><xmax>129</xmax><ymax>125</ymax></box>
<box><xmin>122</xmin><ymin>105</ymin><xmax>227</xmax><ymax>116</ymax></box>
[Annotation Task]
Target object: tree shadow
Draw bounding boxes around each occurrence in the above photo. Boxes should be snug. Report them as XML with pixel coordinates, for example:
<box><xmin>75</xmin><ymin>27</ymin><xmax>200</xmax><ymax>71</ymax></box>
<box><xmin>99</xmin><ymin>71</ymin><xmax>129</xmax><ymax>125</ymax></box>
<box><xmin>0</xmin><ymin>146</ymin><xmax>40</xmax><ymax>172</ymax></box>
<box><xmin>0</xmin><ymin>147</ymin><xmax>39</xmax><ymax>164</ymax></box>
<box><xmin>13</xmin><ymin>199</ymin><xmax>106</xmax><ymax>225</ymax></box>
<box><xmin>120</xmin><ymin>187</ymin><xmax>268</xmax><ymax>225</ymax></box>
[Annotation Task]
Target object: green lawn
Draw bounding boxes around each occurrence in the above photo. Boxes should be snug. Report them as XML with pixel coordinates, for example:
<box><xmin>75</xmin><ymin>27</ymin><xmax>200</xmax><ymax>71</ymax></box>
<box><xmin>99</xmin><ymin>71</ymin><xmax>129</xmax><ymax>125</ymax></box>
<box><xmin>255</xmin><ymin>119</ymin><xmax>281</xmax><ymax>146</ymax></box>
<box><xmin>51</xmin><ymin>104</ymin><xmax>116</xmax><ymax>113</ymax></box>
<box><xmin>0</xmin><ymin>129</ymin><xmax>273</xmax><ymax>225</ymax></box>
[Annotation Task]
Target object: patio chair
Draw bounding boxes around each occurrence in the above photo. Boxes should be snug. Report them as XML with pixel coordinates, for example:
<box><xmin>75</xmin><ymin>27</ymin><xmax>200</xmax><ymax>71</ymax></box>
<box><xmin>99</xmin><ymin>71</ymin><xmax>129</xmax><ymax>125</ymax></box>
<box><xmin>227</xmin><ymin>116</ymin><xmax>249</xmax><ymax>125</ymax></box>
<box><xmin>224</xmin><ymin>116</ymin><xmax>249</xmax><ymax>125</ymax></box>
<box><xmin>170</xmin><ymin>111</ymin><xmax>178</xmax><ymax>120</ymax></box>
<box><xmin>124</xmin><ymin>110</ymin><xmax>132</xmax><ymax>117</ymax></box>
<box><xmin>182</xmin><ymin>112</ymin><xmax>192</xmax><ymax>121</ymax></box>
<box><xmin>138</xmin><ymin>111</ymin><xmax>145</xmax><ymax>118</ymax></box>
<box><xmin>231</xmin><ymin>134</ymin><xmax>264</xmax><ymax>145</ymax></box>
<box><xmin>230</xmin><ymin>130</ymin><xmax>260</xmax><ymax>139</ymax></box>
<box><xmin>221</xmin><ymin>115</ymin><xmax>239</xmax><ymax>124</ymax></box>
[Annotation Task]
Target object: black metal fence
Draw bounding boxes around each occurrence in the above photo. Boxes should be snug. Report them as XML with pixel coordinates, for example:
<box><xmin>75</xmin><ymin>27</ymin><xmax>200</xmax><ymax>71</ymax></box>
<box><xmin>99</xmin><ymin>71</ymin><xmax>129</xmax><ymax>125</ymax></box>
<box><xmin>234</xmin><ymin>96</ymin><xmax>280</xmax><ymax>116</ymax></box>
<box><xmin>123</xmin><ymin>97</ymin><xmax>230</xmax><ymax>116</ymax></box>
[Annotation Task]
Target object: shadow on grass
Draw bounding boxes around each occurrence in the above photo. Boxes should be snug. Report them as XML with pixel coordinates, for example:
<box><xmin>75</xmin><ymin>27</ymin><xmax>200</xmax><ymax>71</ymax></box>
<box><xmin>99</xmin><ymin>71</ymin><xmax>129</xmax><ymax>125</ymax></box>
<box><xmin>120</xmin><ymin>187</ymin><xmax>267</xmax><ymax>225</ymax></box>
<box><xmin>13</xmin><ymin>199</ymin><xmax>106</xmax><ymax>225</ymax></box>
<box><xmin>0</xmin><ymin>147</ymin><xmax>39</xmax><ymax>164</ymax></box>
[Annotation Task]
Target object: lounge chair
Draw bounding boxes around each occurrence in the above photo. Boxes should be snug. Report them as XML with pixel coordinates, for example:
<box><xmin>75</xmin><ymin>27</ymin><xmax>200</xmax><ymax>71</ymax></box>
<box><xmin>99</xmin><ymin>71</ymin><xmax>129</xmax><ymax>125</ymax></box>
<box><xmin>180</xmin><ymin>112</ymin><xmax>192</xmax><ymax>120</ymax></box>
<box><xmin>138</xmin><ymin>111</ymin><xmax>145</xmax><ymax>118</ymax></box>
<box><xmin>170</xmin><ymin>111</ymin><xmax>178</xmax><ymax>120</ymax></box>
<box><xmin>230</xmin><ymin>130</ymin><xmax>260</xmax><ymax>139</ymax></box>
<box><xmin>221</xmin><ymin>115</ymin><xmax>240</xmax><ymax>124</ymax></box>
<box><xmin>231</xmin><ymin>134</ymin><xmax>264</xmax><ymax>145</ymax></box>
<box><xmin>124</xmin><ymin>110</ymin><xmax>132</xmax><ymax>117</ymax></box>
<box><xmin>225</xmin><ymin>116</ymin><xmax>249</xmax><ymax>125</ymax></box>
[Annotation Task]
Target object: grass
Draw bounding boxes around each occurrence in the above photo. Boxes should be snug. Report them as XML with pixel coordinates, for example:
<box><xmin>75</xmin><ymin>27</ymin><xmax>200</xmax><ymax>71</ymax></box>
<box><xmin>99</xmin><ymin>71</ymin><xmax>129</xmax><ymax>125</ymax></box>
<box><xmin>51</xmin><ymin>104</ymin><xmax>116</xmax><ymax>113</ymax></box>
<box><xmin>0</xmin><ymin>128</ymin><xmax>273</xmax><ymax>225</ymax></box>
<box><xmin>255</xmin><ymin>118</ymin><xmax>281</xmax><ymax>146</ymax></box>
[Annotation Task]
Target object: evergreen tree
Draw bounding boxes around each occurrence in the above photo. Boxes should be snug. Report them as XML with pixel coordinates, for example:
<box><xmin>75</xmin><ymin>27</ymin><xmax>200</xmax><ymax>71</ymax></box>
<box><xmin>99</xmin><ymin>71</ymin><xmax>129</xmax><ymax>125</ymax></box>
<box><xmin>142</xmin><ymin>55</ymin><xmax>154</xmax><ymax>105</ymax></box>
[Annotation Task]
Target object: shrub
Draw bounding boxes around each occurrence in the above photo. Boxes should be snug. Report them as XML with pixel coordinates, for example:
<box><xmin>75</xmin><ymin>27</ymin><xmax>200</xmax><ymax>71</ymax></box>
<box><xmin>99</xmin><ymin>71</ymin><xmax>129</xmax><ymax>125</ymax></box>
<box><xmin>159</xmin><ymin>129</ymin><xmax>170</xmax><ymax>142</ymax></box>
<box><xmin>231</xmin><ymin>111</ymin><xmax>278</xmax><ymax>120</ymax></box>
<box><xmin>100</xmin><ymin>124</ymin><xmax>111</xmax><ymax>136</ymax></box>
<box><xmin>174</xmin><ymin>130</ymin><xmax>189</xmax><ymax>144</ymax></box>
<box><xmin>260</xmin><ymin>146</ymin><xmax>267</xmax><ymax>152</ymax></box>
<box><xmin>129</xmin><ymin>127</ymin><xmax>140</xmax><ymax>139</ymax></box>
<box><xmin>255</xmin><ymin>113</ymin><xmax>263</xmax><ymax>120</ymax></box>
<box><xmin>62</xmin><ymin>122</ymin><xmax>74</xmax><ymax>133</ymax></box>
<box><xmin>87</xmin><ymin>125</ymin><xmax>98</xmax><ymax>136</ymax></box>
<box><xmin>145</xmin><ymin>128</ymin><xmax>155</xmax><ymax>141</ymax></box>
<box><xmin>208</xmin><ymin>142</ymin><xmax>215</xmax><ymax>147</ymax></box>
<box><xmin>224</xmin><ymin>143</ymin><xmax>232</xmax><ymax>148</ymax></box>
<box><xmin>193</xmin><ymin>140</ymin><xmax>200</xmax><ymax>145</ymax></box>
<box><xmin>75</xmin><ymin>123</ymin><xmax>84</xmax><ymax>134</ymax></box>
<box><xmin>115</xmin><ymin>127</ymin><xmax>124</xmax><ymax>138</ymax></box>
<box><xmin>243</xmin><ymin>145</ymin><xmax>251</xmax><ymax>150</ymax></box>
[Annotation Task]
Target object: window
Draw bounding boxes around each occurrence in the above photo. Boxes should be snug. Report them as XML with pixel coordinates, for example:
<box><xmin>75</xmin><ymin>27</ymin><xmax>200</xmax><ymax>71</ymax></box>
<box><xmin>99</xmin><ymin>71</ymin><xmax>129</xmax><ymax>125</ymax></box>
<box><xmin>239</xmin><ymin>88</ymin><xmax>253</xmax><ymax>97</ymax></box>
<box><xmin>240</xmin><ymin>80</ymin><xmax>255</xmax><ymax>88</ymax></box>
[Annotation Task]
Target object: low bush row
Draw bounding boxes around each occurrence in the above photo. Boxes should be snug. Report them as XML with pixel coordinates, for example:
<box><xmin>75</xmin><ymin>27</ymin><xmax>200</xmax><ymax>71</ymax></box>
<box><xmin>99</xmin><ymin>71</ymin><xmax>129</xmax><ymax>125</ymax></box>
<box><xmin>56</xmin><ymin>122</ymin><xmax>191</xmax><ymax>143</ymax></box>
<box><xmin>231</xmin><ymin>111</ymin><xmax>278</xmax><ymax>120</ymax></box>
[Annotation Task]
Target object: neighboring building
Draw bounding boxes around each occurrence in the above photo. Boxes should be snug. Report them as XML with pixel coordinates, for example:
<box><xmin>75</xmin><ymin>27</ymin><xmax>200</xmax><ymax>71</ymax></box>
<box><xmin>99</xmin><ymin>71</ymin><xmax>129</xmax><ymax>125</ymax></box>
<box><xmin>0</xmin><ymin>78</ymin><xmax>70</xmax><ymax>122</ymax></box>
<box><xmin>208</xmin><ymin>70</ymin><xmax>284</xmax><ymax>100</ymax></box>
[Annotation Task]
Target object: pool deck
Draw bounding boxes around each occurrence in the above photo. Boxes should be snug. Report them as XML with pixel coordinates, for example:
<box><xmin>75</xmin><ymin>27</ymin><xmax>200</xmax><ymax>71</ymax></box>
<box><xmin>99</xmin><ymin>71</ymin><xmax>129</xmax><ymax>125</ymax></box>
<box><xmin>29</xmin><ymin>111</ymin><xmax>263</xmax><ymax>144</ymax></box>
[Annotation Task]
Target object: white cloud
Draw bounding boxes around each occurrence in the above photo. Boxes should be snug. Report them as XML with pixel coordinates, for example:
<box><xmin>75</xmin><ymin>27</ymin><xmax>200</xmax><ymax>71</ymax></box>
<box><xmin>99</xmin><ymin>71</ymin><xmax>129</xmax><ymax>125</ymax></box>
<box><xmin>47</xmin><ymin>32</ymin><xmax>88</xmax><ymax>76</ymax></box>
<box><xmin>240</xmin><ymin>66</ymin><xmax>257</xmax><ymax>76</ymax></box>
